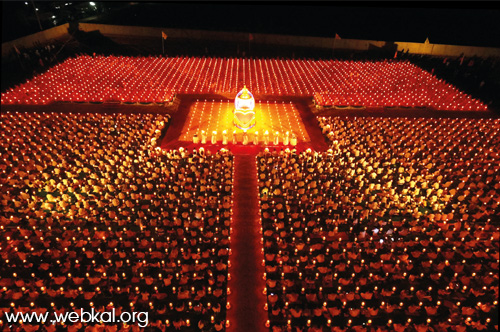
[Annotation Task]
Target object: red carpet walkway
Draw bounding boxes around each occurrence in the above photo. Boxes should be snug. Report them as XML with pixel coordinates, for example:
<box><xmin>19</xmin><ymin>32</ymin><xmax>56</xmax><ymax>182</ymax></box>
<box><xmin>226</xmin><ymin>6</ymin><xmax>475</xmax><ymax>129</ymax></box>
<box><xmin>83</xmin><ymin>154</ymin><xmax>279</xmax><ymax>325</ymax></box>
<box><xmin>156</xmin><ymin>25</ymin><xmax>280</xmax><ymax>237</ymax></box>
<box><xmin>226</xmin><ymin>154</ymin><xmax>268</xmax><ymax>332</ymax></box>
<box><xmin>294</xmin><ymin>98</ymin><xmax>330</xmax><ymax>151</ymax></box>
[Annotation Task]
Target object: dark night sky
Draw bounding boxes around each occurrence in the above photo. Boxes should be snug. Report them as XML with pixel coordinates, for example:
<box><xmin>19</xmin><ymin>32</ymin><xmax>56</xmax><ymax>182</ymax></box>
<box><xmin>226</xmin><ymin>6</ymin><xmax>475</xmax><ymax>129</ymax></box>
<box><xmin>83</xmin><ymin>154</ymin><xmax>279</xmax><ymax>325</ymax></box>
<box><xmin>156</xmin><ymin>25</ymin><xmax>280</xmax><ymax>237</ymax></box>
<box><xmin>3</xmin><ymin>2</ymin><xmax>500</xmax><ymax>47</ymax></box>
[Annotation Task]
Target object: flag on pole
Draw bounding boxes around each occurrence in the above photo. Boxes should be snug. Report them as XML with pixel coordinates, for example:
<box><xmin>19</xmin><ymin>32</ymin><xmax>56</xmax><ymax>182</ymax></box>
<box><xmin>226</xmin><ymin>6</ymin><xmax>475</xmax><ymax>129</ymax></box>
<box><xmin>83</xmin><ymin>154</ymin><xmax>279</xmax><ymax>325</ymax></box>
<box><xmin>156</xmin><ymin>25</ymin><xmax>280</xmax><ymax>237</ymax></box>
<box><xmin>335</xmin><ymin>33</ymin><xmax>341</xmax><ymax>40</ymax></box>
<box><xmin>249</xmin><ymin>33</ymin><xmax>254</xmax><ymax>41</ymax></box>
<box><xmin>161</xmin><ymin>31</ymin><xmax>167</xmax><ymax>55</ymax></box>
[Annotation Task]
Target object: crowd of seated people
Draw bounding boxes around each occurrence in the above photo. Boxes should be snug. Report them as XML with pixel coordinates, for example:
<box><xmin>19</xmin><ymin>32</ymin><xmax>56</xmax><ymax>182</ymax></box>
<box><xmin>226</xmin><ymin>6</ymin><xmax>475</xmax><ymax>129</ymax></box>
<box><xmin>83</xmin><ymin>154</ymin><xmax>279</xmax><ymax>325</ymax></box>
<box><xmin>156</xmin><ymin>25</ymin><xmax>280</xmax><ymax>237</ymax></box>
<box><xmin>0</xmin><ymin>56</ymin><xmax>487</xmax><ymax>111</ymax></box>
<box><xmin>257</xmin><ymin>116</ymin><xmax>499</xmax><ymax>332</ymax></box>
<box><xmin>14</xmin><ymin>42</ymin><xmax>60</xmax><ymax>72</ymax></box>
<box><xmin>0</xmin><ymin>111</ymin><xmax>233</xmax><ymax>331</ymax></box>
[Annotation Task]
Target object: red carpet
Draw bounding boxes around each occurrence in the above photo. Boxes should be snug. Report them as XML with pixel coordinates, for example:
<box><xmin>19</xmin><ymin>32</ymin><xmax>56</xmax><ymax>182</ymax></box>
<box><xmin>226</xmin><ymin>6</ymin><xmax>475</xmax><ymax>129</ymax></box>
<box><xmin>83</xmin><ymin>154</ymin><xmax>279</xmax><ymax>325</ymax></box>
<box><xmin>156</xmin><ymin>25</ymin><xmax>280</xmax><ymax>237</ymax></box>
<box><xmin>157</xmin><ymin>95</ymin><xmax>330</xmax><ymax>332</ymax></box>
<box><xmin>294</xmin><ymin>98</ymin><xmax>330</xmax><ymax>151</ymax></box>
<box><xmin>161</xmin><ymin>98</ymin><xmax>193</xmax><ymax>148</ymax></box>
<box><xmin>226</xmin><ymin>154</ymin><xmax>268</xmax><ymax>332</ymax></box>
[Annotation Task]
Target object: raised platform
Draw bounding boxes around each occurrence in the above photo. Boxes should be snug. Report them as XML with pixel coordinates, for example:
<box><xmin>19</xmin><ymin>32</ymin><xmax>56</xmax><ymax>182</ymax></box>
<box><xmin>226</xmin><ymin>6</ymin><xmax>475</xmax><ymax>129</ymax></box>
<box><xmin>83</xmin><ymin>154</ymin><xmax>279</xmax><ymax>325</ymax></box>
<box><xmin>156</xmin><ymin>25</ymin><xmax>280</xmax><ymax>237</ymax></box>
<box><xmin>179</xmin><ymin>100</ymin><xmax>310</xmax><ymax>144</ymax></box>
<box><xmin>159</xmin><ymin>95</ymin><xmax>329</xmax><ymax>153</ymax></box>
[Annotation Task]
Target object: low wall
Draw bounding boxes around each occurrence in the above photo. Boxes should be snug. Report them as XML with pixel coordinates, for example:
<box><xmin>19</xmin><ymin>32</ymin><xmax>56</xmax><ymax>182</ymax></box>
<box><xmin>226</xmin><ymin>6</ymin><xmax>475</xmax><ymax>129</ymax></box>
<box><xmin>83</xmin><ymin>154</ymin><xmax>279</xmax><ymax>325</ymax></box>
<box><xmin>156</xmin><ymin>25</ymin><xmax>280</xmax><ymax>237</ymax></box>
<box><xmin>3</xmin><ymin>22</ymin><xmax>500</xmax><ymax>60</ymax></box>
<box><xmin>77</xmin><ymin>23</ymin><xmax>500</xmax><ymax>58</ymax></box>
<box><xmin>394</xmin><ymin>41</ymin><xmax>500</xmax><ymax>58</ymax></box>
<box><xmin>2</xmin><ymin>24</ymin><xmax>71</xmax><ymax>59</ymax></box>
<box><xmin>80</xmin><ymin>23</ymin><xmax>249</xmax><ymax>42</ymax></box>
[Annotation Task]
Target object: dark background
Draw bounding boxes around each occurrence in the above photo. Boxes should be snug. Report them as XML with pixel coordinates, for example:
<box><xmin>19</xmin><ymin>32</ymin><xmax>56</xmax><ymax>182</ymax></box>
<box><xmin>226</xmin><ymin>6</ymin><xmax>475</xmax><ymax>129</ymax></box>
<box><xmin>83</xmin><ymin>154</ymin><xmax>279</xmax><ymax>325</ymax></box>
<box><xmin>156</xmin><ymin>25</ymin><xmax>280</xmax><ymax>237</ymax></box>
<box><xmin>2</xmin><ymin>2</ymin><xmax>499</xmax><ymax>110</ymax></box>
<box><xmin>3</xmin><ymin>1</ymin><xmax>500</xmax><ymax>47</ymax></box>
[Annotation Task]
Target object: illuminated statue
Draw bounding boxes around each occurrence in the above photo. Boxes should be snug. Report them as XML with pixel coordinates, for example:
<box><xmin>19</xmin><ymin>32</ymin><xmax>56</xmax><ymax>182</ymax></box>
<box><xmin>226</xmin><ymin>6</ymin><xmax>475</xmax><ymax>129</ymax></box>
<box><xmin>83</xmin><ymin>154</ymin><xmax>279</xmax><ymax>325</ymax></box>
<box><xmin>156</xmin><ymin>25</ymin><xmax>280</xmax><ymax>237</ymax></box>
<box><xmin>234</xmin><ymin>85</ymin><xmax>256</xmax><ymax>131</ymax></box>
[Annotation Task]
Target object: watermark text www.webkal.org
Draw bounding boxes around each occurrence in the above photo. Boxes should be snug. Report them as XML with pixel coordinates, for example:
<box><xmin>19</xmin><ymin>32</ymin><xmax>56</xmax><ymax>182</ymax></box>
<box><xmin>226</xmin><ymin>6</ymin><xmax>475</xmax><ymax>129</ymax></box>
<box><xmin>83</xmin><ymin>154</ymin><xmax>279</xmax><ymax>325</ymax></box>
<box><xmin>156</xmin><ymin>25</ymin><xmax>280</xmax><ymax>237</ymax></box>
<box><xmin>3</xmin><ymin>308</ymin><xmax>148</xmax><ymax>328</ymax></box>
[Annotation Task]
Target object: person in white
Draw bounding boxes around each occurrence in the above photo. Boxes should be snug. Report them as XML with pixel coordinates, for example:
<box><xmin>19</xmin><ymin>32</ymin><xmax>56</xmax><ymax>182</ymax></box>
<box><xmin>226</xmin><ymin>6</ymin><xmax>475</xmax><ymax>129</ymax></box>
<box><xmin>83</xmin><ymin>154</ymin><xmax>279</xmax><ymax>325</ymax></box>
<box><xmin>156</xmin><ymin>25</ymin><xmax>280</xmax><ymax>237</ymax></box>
<box><xmin>283</xmin><ymin>131</ymin><xmax>290</xmax><ymax>145</ymax></box>
<box><xmin>222</xmin><ymin>130</ymin><xmax>228</xmax><ymax>145</ymax></box>
<box><xmin>264</xmin><ymin>130</ymin><xmax>269</xmax><ymax>145</ymax></box>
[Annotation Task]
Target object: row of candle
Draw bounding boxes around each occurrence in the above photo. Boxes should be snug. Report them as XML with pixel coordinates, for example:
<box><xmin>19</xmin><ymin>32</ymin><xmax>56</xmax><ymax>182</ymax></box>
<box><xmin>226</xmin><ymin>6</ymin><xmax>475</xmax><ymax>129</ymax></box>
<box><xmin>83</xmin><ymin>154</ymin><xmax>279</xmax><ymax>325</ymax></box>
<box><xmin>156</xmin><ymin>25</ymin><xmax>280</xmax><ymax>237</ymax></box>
<box><xmin>1</xmin><ymin>56</ymin><xmax>488</xmax><ymax>110</ymax></box>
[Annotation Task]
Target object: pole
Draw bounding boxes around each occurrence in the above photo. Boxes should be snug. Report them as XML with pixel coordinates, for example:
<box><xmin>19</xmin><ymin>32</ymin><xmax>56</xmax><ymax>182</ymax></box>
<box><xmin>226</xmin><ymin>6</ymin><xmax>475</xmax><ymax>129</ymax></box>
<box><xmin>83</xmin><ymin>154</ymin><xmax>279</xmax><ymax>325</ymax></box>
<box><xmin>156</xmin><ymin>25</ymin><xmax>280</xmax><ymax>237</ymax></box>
<box><xmin>162</xmin><ymin>34</ymin><xmax>164</xmax><ymax>55</ymax></box>
<box><xmin>53</xmin><ymin>35</ymin><xmax>75</xmax><ymax>60</ymax></box>
<box><xmin>31</xmin><ymin>1</ymin><xmax>43</xmax><ymax>31</ymax></box>
<box><xmin>332</xmin><ymin>37</ymin><xmax>336</xmax><ymax>58</ymax></box>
